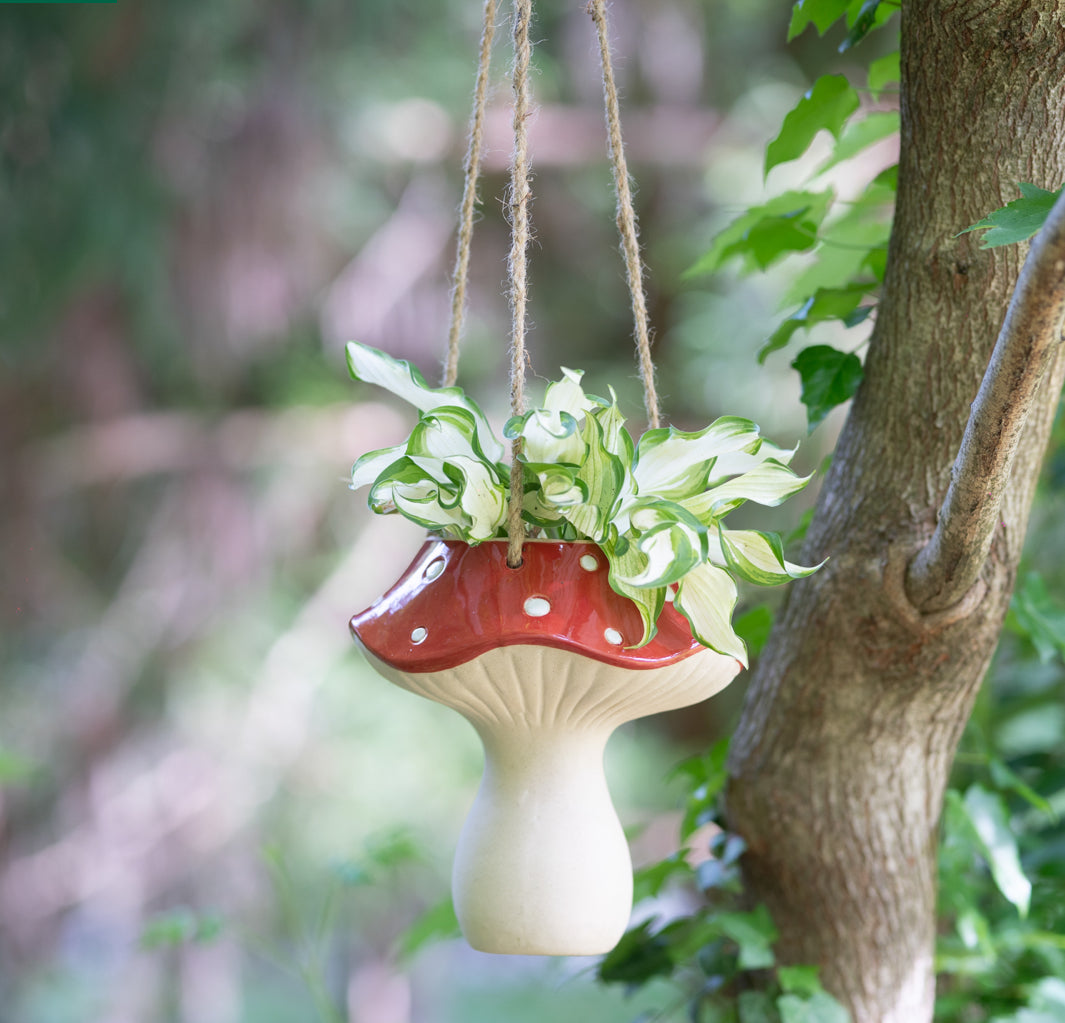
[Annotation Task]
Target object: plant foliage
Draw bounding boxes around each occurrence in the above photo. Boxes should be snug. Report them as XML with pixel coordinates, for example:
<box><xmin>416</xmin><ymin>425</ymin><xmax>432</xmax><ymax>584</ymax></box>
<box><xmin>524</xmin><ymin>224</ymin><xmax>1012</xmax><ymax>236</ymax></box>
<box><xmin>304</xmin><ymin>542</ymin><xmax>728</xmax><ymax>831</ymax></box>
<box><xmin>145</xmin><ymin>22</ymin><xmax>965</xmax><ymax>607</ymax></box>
<box><xmin>594</xmin><ymin>739</ymin><xmax>853</xmax><ymax>1022</ymax></box>
<box><xmin>687</xmin><ymin>0</ymin><xmax>897</xmax><ymax>431</ymax></box>
<box><xmin>347</xmin><ymin>343</ymin><xmax>818</xmax><ymax>664</ymax></box>
<box><xmin>961</xmin><ymin>183</ymin><xmax>1065</xmax><ymax>249</ymax></box>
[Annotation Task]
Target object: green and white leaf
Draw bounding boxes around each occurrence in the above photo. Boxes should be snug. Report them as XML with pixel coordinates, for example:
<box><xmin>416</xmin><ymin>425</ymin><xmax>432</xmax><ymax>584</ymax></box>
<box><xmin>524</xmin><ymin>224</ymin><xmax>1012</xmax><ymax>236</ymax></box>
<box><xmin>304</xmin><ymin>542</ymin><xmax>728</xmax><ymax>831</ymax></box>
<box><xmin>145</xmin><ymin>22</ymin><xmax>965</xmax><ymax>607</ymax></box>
<box><xmin>507</xmin><ymin>409</ymin><xmax>585</xmax><ymax>466</ymax></box>
<box><xmin>554</xmin><ymin>414</ymin><xmax>628</xmax><ymax>543</ymax></box>
<box><xmin>348</xmin><ymin>356</ymin><xmax>822</xmax><ymax>656</ymax></box>
<box><xmin>408</xmin><ymin>406</ymin><xmax>504</xmax><ymax>477</ymax></box>
<box><xmin>707</xmin><ymin>438</ymin><xmax>797</xmax><ymax>483</ymax></box>
<box><xmin>633</xmin><ymin>417</ymin><xmax>762</xmax><ymax>500</ymax></box>
<box><xmin>381</xmin><ymin>468</ymin><xmax>468</xmax><ymax>535</ymax></box>
<box><xmin>716</xmin><ymin>528</ymin><xmax>822</xmax><ymax>586</ymax></box>
<box><xmin>614</xmin><ymin>501</ymin><xmax>709</xmax><ymax>589</ymax></box>
<box><xmin>443</xmin><ymin>456</ymin><xmax>508</xmax><ymax>541</ymax></box>
<box><xmin>527</xmin><ymin>464</ymin><xmax>587</xmax><ymax>509</ymax></box>
<box><xmin>604</xmin><ymin>539</ymin><xmax>667</xmax><ymax>648</ymax></box>
<box><xmin>592</xmin><ymin>389</ymin><xmax>631</xmax><ymax>458</ymax></box>
<box><xmin>346</xmin><ymin>342</ymin><xmax>504</xmax><ymax>461</ymax></box>
<box><xmin>674</xmin><ymin>561</ymin><xmax>747</xmax><ymax>666</ymax></box>
<box><xmin>683</xmin><ymin>460</ymin><xmax>813</xmax><ymax>521</ymax></box>
<box><xmin>520</xmin><ymin>482</ymin><xmax>567</xmax><ymax>529</ymax></box>
<box><xmin>351</xmin><ymin>444</ymin><xmax>408</xmax><ymax>491</ymax></box>
<box><xmin>542</xmin><ymin>367</ymin><xmax>602</xmax><ymax>418</ymax></box>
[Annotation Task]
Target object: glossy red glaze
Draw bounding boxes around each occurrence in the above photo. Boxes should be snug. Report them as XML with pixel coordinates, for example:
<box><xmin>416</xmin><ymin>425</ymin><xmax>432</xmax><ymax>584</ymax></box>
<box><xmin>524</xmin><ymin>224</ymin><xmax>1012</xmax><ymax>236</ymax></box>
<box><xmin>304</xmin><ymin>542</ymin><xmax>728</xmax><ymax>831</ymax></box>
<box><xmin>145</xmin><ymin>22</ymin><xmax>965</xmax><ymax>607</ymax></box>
<box><xmin>350</xmin><ymin>538</ymin><xmax>706</xmax><ymax>672</ymax></box>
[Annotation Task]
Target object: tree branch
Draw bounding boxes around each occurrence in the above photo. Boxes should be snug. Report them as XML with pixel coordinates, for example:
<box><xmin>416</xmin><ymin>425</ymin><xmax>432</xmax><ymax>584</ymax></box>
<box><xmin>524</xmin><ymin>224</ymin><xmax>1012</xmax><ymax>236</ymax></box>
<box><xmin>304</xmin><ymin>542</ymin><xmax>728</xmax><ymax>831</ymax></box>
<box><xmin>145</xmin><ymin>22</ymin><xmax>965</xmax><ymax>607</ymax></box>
<box><xmin>906</xmin><ymin>189</ymin><xmax>1065</xmax><ymax>612</ymax></box>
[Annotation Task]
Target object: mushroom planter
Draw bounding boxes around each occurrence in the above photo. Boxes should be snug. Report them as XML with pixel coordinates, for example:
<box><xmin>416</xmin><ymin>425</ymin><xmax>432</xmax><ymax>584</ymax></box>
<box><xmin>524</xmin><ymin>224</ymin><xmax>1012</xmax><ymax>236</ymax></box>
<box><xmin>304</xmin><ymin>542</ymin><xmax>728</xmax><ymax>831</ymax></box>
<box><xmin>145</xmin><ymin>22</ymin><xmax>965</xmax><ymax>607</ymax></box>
<box><xmin>351</xmin><ymin>537</ymin><xmax>741</xmax><ymax>956</ymax></box>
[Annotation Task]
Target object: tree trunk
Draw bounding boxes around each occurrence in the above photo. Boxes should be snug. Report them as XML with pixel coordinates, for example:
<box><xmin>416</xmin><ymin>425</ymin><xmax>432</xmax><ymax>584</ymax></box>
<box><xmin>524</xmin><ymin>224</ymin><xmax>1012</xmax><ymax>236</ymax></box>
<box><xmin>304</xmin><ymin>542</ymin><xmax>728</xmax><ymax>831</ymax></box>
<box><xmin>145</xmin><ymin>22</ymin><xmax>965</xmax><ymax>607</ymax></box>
<box><xmin>725</xmin><ymin>3</ymin><xmax>1065</xmax><ymax>1021</ymax></box>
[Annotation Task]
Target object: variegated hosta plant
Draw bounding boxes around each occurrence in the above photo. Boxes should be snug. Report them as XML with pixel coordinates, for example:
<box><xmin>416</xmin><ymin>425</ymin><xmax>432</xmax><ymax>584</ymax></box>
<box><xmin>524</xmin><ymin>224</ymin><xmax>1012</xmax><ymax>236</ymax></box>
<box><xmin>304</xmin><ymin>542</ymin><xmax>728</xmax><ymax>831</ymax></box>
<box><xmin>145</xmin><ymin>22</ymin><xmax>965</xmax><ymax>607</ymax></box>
<box><xmin>347</xmin><ymin>341</ymin><xmax>821</xmax><ymax>666</ymax></box>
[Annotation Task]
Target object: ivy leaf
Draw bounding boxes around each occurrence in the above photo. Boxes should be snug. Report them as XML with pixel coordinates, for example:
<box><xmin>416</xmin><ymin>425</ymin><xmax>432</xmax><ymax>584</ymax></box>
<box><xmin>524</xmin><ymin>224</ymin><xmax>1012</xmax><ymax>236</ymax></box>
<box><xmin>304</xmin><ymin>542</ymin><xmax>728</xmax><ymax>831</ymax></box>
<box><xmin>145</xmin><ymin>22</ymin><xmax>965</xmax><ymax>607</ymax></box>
<box><xmin>961</xmin><ymin>785</ymin><xmax>1032</xmax><ymax>917</ymax></box>
<box><xmin>778</xmin><ymin>991</ymin><xmax>851</xmax><ymax>1023</ymax></box>
<box><xmin>816</xmin><ymin>111</ymin><xmax>900</xmax><ymax>175</ymax></box>
<box><xmin>1004</xmin><ymin>979</ymin><xmax>1065</xmax><ymax>1022</ymax></box>
<box><xmin>713</xmin><ymin>906</ymin><xmax>777</xmax><ymax>969</ymax></box>
<box><xmin>597</xmin><ymin>920</ymin><xmax>675</xmax><ymax>985</ymax></box>
<box><xmin>686</xmin><ymin>190</ymin><xmax>834</xmax><ymax>277</ymax></box>
<box><xmin>672</xmin><ymin>737</ymin><xmax>730</xmax><ymax>840</ymax></box>
<box><xmin>839</xmin><ymin>0</ymin><xmax>883</xmax><ymax>51</ymax></box>
<box><xmin>777</xmin><ymin>965</ymin><xmax>824</xmax><ymax>997</ymax></box>
<box><xmin>765</xmin><ymin>75</ymin><xmax>860</xmax><ymax>176</ymax></box>
<box><xmin>761</xmin><ymin>284</ymin><xmax>874</xmax><ymax>363</ymax></box>
<box><xmin>738</xmin><ymin>991</ymin><xmax>778</xmax><ymax>1023</ymax></box>
<box><xmin>787</xmin><ymin>0</ymin><xmax>851</xmax><ymax>40</ymax></box>
<box><xmin>782</xmin><ymin>207</ymin><xmax>892</xmax><ymax>306</ymax></box>
<box><xmin>633</xmin><ymin>854</ymin><xmax>693</xmax><ymax>902</ymax></box>
<box><xmin>867</xmin><ymin>51</ymin><xmax>900</xmax><ymax>98</ymax></box>
<box><xmin>960</xmin><ymin>183</ymin><xmax>1065</xmax><ymax>249</ymax></box>
<box><xmin>696</xmin><ymin>831</ymin><xmax>747</xmax><ymax>892</ymax></box>
<box><xmin>791</xmin><ymin>345</ymin><xmax>864</xmax><ymax>431</ymax></box>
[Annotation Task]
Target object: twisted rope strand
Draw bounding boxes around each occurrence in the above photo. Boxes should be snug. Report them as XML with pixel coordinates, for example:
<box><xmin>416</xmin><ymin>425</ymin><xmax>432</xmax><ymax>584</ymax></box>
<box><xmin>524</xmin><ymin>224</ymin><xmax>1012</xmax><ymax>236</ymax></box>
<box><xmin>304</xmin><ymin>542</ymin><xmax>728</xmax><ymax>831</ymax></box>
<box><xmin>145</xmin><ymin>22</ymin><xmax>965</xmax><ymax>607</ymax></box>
<box><xmin>506</xmin><ymin>0</ymin><xmax>533</xmax><ymax>567</ymax></box>
<box><xmin>443</xmin><ymin>0</ymin><xmax>498</xmax><ymax>388</ymax></box>
<box><xmin>588</xmin><ymin>0</ymin><xmax>661</xmax><ymax>429</ymax></box>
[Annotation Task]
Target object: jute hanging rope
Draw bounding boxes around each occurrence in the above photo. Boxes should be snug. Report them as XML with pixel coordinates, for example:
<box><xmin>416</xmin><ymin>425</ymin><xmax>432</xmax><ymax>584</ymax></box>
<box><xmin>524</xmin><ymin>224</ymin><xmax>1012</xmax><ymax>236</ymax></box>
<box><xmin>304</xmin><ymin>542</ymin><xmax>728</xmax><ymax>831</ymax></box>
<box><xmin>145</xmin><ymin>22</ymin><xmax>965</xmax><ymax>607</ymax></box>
<box><xmin>588</xmin><ymin>0</ymin><xmax>660</xmax><ymax>430</ymax></box>
<box><xmin>505</xmin><ymin>0</ymin><xmax>534</xmax><ymax>568</ymax></box>
<box><xmin>443</xmin><ymin>0</ymin><xmax>661</xmax><ymax>567</ymax></box>
<box><xmin>443</xmin><ymin>0</ymin><xmax>498</xmax><ymax>389</ymax></box>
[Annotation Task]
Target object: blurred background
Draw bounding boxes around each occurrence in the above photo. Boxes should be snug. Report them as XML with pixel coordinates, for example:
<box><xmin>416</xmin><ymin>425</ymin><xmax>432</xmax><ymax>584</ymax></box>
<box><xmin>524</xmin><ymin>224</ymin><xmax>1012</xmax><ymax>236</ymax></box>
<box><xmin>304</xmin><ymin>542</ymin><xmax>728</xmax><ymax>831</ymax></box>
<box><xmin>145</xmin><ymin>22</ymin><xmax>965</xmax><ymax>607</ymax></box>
<box><xmin>12</xmin><ymin>1</ymin><xmax>1058</xmax><ymax>1021</ymax></box>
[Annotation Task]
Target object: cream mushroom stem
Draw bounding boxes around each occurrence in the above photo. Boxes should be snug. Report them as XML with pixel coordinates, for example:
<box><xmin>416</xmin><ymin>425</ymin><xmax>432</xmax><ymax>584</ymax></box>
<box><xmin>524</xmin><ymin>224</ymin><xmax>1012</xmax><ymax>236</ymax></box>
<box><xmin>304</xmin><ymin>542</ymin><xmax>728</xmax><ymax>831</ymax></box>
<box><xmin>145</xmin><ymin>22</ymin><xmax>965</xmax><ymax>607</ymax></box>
<box><xmin>351</xmin><ymin>539</ymin><xmax>741</xmax><ymax>954</ymax></box>
<box><xmin>454</xmin><ymin>723</ymin><xmax>631</xmax><ymax>954</ymax></box>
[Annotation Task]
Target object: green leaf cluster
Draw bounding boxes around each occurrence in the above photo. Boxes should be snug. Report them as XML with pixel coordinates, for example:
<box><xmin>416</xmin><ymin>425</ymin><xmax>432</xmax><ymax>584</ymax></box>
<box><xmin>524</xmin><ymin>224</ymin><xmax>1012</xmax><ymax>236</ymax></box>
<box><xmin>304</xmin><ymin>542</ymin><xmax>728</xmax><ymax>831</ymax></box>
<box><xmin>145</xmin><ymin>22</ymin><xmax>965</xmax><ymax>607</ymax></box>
<box><xmin>936</xmin><ymin>582</ymin><xmax>1065</xmax><ymax>1020</ymax></box>
<box><xmin>598</xmin><ymin>739</ymin><xmax>851</xmax><ymax>1022</ymax></box>
<box><xmin>787</xmin><ymin>0</ymin><xmax>895</xmax><ymax>51</ymax></box>
<box><xmin>688</xmin><ymin>1</ymin><xmax>900</xmax><ymax>431</ymax></box>
<box><xmin>348</xmin><ymin>342</ymin><xmax>819</xmax><ymax>664</ymax></box>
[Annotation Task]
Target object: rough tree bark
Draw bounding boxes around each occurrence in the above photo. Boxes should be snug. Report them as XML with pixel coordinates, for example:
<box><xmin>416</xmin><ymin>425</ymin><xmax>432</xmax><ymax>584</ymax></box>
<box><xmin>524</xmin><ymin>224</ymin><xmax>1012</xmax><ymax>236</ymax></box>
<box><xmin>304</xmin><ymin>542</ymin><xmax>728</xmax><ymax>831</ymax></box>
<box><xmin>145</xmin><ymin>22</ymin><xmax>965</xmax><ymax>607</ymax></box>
<box><xmin>724</xmin><ymin>3</ymin><xmax>1065</xmax><ymax>1022</ymax></box>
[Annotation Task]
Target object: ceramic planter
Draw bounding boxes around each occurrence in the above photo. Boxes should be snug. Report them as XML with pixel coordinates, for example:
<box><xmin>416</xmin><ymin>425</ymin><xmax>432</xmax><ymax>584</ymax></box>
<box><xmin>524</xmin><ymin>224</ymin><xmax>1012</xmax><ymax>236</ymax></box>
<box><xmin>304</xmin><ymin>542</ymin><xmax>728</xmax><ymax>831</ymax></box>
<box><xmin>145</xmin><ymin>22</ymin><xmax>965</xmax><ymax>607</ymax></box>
<box><xmin>350</xmin><ymin>538</ymin><xmax>741</xmax><ymax>956</ymax></box>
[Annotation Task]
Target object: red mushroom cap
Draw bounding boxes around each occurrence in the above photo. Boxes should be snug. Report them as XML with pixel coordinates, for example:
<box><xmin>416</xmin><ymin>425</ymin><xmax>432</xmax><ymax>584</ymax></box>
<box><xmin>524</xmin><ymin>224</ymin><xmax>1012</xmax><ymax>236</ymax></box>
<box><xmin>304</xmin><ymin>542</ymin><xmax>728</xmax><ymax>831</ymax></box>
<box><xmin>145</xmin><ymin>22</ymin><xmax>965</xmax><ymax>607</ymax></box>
<box><xmin>350</xmin><ymin>538</ymin><xmax>706</xmax><ymax>673</ymax></box>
